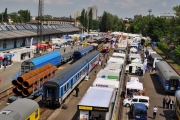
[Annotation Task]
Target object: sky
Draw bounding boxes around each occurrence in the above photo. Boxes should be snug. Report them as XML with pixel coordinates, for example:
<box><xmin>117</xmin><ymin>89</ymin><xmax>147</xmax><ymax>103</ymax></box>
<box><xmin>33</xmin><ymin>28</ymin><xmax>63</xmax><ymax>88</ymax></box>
<box><xmin>0</xmin><ymin>0</ymin><xmax>179</xmax><ymax>18</ymax></box>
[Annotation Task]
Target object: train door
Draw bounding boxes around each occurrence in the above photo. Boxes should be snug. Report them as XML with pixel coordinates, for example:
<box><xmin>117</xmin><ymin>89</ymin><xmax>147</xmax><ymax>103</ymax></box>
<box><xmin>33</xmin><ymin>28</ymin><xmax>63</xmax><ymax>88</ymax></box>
<box><xmin>45</xmin><ymin>86</ymin><xmax>57</xmax><ymax>105</ymax></box>
<box><xmin>170</xmin><ymin>79</ymin><xmax>178</xmax><ymax>91</ymax></box>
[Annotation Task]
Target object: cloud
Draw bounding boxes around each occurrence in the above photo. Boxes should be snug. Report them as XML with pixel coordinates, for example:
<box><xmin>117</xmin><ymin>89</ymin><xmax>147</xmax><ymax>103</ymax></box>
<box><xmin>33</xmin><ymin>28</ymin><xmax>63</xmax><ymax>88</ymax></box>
<box><xmin>161</xmin><ymin>1</ymin><xmax>167</xmax><ymax>7</ymax></box>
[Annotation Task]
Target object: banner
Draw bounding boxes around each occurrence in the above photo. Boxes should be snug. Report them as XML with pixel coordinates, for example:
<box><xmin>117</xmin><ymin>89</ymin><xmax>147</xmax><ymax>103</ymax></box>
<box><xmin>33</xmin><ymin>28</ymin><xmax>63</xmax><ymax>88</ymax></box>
<box><xmin>26</xmin><ymin>38</ymin><xmax>29</xmax><ymax>46</ymax></box>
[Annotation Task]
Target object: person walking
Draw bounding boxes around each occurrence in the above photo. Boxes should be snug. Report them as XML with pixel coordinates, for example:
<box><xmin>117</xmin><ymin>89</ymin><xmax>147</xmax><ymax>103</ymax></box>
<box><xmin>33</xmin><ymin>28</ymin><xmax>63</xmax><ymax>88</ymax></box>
<box><xmin>64</xmin><ymin>47</ymin><xmax>66</xmax><ymax>53</ymax></box>
<box><xmin>170</xmin><ymin>98</ymin><xmax>174</xmax><ymax>110</ymax></box>
<box><xmin>75</xmin><ymin>87</ymin><xmax>79</xmax><ymax>97</ymax></box>
<box><xmin>166</xmin><ymin>97</ymin><xmax>170</xmax><ymax>109</ymax></box>
<box><xmin>153</xmin><ymin>106</ymin><xmax>158</xmax><ymax>119</ymax></box>
<box><xmin>3</xmin><ymin>60</ymin><xmax>6</xmax><ymax>71</ymax></box>
<box><xmin>94</xmin><ymin>68</ymin><xmax>97</xmax><ymax>75</ymax></box>
<box><xmin>163</xmin><ymin>96</ymin><xmax>166</xmax><ymax>109</ymax></box>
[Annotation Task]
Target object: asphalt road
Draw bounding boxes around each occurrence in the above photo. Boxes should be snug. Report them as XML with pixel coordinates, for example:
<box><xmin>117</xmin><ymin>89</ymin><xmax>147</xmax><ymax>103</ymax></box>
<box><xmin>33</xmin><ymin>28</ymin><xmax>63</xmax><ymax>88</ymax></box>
<box><xmin>122</xmin><ymin>72</ymin><xmax>178</xmax><ymax>120</ymax></box>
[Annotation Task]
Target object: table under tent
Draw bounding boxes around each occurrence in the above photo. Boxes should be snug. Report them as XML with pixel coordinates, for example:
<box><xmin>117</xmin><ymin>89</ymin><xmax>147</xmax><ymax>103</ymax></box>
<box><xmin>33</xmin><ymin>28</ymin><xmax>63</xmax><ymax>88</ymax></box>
<box><xmin>126</xmin><ymin>80</ymin><xmax>143</xmax><ymax>97</ymax></box>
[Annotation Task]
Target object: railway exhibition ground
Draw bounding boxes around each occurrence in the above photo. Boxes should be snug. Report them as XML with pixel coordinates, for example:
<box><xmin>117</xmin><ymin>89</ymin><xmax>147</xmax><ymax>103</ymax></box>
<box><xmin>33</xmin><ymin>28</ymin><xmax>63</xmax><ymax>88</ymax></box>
<box><xmin>0</xmin><ymin>43</ymin><xmax>179</xmax><ymax>120</ymax></box>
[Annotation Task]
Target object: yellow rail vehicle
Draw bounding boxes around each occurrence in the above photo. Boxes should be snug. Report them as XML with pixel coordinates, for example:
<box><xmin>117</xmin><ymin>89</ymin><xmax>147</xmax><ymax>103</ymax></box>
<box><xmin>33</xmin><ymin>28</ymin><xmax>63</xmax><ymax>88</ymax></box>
<box><xmin>0</xmin><ymin>98</ymin><xmax>40</xmax><ymax>120</ymax></box>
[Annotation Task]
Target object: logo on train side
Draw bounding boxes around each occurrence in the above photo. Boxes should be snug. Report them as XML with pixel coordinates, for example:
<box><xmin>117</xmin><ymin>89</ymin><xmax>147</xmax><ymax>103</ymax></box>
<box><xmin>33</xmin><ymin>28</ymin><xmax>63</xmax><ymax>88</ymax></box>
<box><xmin>96</xmin><ymin>84</ymin><xmax>108</xmax><ymax>87</ymax></box>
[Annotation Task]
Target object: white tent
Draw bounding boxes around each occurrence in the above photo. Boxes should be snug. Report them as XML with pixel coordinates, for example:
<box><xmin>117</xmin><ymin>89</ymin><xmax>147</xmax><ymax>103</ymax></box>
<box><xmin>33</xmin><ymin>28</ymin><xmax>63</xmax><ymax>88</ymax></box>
<box><xmin>93</xmin><ymin>78</ymin><xmax>119</xmax><ymax>88</ymax></box>
<box><xmin>108</xmin><ymin>57</ymin><xmax>125</xmax><ymax>64</ymax></box>
<box><xmin>126</xmin><ymin>80</ymin><xmax>143</xmax><ymax>96</ymax></box>
<box><xmin>126</xmin><ymin>80</ymin><xmax>143</xmax><ymax>90</ymax></box>
<box><xmin>130</xmin><ymin>77</ymin><xmax>139</xmax><ymax>82</ymax></box>
<box><xmin>97</xmin><ymin>69</ymin><xmax>120</xmax><ymax>80</ymax></box>
<box><xmin>131</xmin><ymin>58</ymin><xmax>142</xmax><ymax>64</ymax></box>
<box><xmin>104</xmin><ymin>63</ymin><xmax>122</xmax><ymax>71</ymax></box>
<box><xmin>112</xmin><ymin>53</ymin><xmax>125</xmax><ymax>59</ymax></box>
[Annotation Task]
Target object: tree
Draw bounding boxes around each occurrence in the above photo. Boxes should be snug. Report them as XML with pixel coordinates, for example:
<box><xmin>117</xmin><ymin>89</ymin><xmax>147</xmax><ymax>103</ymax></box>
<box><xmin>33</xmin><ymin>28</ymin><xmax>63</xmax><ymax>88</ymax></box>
<box><xmin>9</xmin><ymin>12</ymin><xmax>20</xmax><ymax>23</ymax></box>
<box><xmin>18</xmin><ymin>10</ymin><xmax>30</xmax><ymax>23</ymax></box>
<box><xmin>174</xmin><ymin>45</ymin><xmax>180</xmax><ymax>58</ymax></box>
<box><xmin>80</xmin><ymin>9</ymin><xmax>85</xmax><ymax>26</ymax></box>
<box><xmin>4</xmin><ymin>8</ymin><xmax>8</xmax><ymax>22</ymax></box>
<box><xmin>88</xmin><ymin>8</ymin><xmax>93</xmax><ymax>31</ymax></box>
<box><xmin>92</xmin><ymin>20</ymin><xmax>99</xmax><ymax>30</ymax></box>
<box><xmin>43</xmin><ymin>15</ymin><xmax>52</xmax><ymax>19</ymax></box>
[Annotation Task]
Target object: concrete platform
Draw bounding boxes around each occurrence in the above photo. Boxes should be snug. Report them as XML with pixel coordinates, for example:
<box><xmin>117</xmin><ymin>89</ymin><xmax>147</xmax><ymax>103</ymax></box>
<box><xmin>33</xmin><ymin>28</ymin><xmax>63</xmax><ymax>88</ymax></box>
<box><xmin>0</xmin><ymin>45</ymin><xmax>81</xmax><ymax>92</ymax></box>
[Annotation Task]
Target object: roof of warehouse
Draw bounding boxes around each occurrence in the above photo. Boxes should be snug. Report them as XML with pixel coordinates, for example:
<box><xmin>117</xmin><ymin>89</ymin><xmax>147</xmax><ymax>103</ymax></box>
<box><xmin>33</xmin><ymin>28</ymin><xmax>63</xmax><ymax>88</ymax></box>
<box><xmin>0</xmin><ymin>24</ymin><xmax>79</xmax><ymax>40</ymax></box>
<box><xmin>78</xmin><ymin>87</ymin><xmax>114</xmax><ymax>108</ymax></box>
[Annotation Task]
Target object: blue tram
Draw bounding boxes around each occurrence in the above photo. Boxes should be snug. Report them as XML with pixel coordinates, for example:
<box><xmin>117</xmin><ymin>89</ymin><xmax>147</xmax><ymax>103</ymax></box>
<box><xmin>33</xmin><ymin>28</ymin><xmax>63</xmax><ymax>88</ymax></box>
<box><xmin>42</xmin><ymin>51</ymin><xmax>100</xmax><ymax>107</ymax></box>
<box><xmin>73</xmin><ymin>45</ymin><xmax>93</xmax><ymax>62</ymax></box>
<box><xmin>156</xmin><ymin>61</ymin><xmax>180</xmax><ymax>93</ymax></box>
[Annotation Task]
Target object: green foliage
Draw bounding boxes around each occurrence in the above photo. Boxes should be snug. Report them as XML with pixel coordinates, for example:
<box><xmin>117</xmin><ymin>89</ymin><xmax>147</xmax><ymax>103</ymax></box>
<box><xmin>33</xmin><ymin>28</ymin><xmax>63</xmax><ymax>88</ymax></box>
<box><xmin>80</xmin><ymin>9</ymin><xmax>85</xmax><ymax>26</ymax></box>
<box><xmin>43</xmin><ymin>15</ymin><xmax>52</xmax><ymax>19</ymax></box>
<box><xmin>9</xmin><ymin>12</ymin><xmax>20</xmax><ymax>23</ymax></box>
<box><xmin>92</xmin><ymin>20</ymin><xmax>99</xmax><ymax>30</ymax></box>
<box><xmin>18</xmin><ymin>10</ymin><xmax>31</xmax><ymax>23</ymax></box>
<box><xmin>174</xmin><ymin>45</ymin><xmax>180</xmax><ymax>58</ymax></box>
<box><xmin>157</xmin><ymin>41</ymin><xmax>168</xmax><ymax>50</ymax></box>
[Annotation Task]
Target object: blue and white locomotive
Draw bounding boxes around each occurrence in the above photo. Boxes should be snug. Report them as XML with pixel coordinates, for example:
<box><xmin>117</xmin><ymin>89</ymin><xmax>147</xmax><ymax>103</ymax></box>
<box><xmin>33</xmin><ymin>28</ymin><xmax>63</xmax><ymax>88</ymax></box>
<box><xmin>156</xmin><ymin>60</ymin><xmax>180</xmax><ymax>93</ymax></box>
<box><xmin>41</xmin><ymin>51</ymin><xmax>100</xmax><ymax>107</ymax></box>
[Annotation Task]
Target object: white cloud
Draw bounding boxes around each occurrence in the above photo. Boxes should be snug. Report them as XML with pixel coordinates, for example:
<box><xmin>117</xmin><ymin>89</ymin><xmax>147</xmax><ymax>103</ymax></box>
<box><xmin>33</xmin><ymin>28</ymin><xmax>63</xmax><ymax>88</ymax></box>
<box><xmin>161</xmin><ymin>1</ymin><xmax>167</xmax><ymax>7</ymax></box>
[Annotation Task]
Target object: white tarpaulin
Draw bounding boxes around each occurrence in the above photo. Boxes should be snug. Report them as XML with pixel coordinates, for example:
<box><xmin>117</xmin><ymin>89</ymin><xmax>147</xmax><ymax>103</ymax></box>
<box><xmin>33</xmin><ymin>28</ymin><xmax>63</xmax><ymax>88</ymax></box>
<box><xmin>93</xmin><ymin>78</ymin><xmax>119</xmax><ymax>88</ymax></box>
<box><xmin>126</xmin><ymin>80</ymin><xmax>143</xmax><ymax>90</ymax></box>
<box><xmin>104</xmin><ymin>63</ymin><xmax>122</xmax><ymax>71</ymax></box>
<box><xmin>108</xmin><ymin>57</ymin><xmax>124</xmax><ymax>64</ymax></box>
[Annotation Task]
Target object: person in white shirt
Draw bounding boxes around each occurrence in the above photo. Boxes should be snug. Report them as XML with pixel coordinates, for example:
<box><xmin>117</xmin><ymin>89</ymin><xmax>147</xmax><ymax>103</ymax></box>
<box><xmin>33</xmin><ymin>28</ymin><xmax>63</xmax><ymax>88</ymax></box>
<box><xmin>153</xmin><ymin>106</ymin><xmax>158</xmax><ymax>119</ymax></box>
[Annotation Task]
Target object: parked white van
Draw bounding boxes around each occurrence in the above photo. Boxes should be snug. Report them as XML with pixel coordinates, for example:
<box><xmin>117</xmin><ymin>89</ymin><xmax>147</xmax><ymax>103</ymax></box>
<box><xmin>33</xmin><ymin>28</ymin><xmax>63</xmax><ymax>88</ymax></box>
<box><xmin>123</xmin><ymin>96</ymin><xmax>150</xmax><ymax>108</ymax></box>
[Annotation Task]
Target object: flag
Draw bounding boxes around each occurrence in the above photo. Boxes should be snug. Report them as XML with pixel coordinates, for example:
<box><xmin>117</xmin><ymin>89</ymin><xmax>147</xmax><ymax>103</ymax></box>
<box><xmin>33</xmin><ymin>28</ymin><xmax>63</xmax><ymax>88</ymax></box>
<box><xmin>143</xmin><ymin>59</ymin><xmax>147</xmax><ymax>74</ymax></box>
<box><xmin>30</xmin><ymin>37</ymin><xmax>33</xmax><ymax>46</ymax></box>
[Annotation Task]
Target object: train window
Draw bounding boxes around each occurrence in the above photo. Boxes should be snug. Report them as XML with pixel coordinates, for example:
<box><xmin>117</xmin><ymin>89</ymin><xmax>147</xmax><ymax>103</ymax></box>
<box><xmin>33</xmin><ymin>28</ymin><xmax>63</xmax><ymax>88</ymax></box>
<box><xmin>64</xmin><ymin>85</ymin><xmax>66</xmax><ymax>92</ymax></box>
<box><xmin>35</xmin><ymin>109</ymin><xmax>38</xmax><ymax>118</ymax></box>
<box><xmin>67</xmin><ymin>83</ymin><xmax>69</xmax><ymax>89</ymax></box>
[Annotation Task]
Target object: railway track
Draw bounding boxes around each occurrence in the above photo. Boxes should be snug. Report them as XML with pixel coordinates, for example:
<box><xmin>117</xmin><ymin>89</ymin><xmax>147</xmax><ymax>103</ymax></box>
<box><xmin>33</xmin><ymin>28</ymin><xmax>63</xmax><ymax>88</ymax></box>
<box><xmin>40</xmin><ymin>107</ymin><xmax>55</xmax><ymax>120</ymax></box>
<box><xmin>0</xmin><ymin>86</ymin><xmax>13</xmax><ymax>101</ymax></box>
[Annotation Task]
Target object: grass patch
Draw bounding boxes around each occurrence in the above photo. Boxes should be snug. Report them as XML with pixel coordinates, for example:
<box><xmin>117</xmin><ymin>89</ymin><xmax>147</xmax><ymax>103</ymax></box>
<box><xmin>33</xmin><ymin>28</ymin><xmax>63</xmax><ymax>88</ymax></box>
<box><xmin>154</xmin><ymin>47</ymin><xmax>180</xmax><ymax>69</ymax></box>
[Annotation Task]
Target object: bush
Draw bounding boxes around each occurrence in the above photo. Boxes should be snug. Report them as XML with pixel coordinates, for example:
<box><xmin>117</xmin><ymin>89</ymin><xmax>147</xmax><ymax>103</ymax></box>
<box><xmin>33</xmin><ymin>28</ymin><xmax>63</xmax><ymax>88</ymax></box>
<box><xmin>157</xmin><ymin>41</ymin><xmax>168</xmax><ymax>51</ymax></box>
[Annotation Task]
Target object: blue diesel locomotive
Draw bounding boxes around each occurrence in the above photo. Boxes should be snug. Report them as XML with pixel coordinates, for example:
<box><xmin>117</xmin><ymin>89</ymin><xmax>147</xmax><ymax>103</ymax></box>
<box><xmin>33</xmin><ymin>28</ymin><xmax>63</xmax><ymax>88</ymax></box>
<box><xmin>42</xmin><ymin>51</ymin><xmax>100</xmax><ymax>107</ymax></box>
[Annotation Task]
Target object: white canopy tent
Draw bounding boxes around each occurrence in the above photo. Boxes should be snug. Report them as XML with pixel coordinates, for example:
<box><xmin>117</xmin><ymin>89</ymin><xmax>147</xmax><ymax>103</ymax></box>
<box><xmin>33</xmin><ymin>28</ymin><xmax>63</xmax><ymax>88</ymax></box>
<box><xmin>112</xmin><ymin>53</ymin><xmax>126</xmax><ymax>59</ymax></box>
<box><xmin>130</xmin><ymin>77</ymin><xmax>139</xmax><ymax>82</ymax></box>
<box><xmin>126</xmin><ymin>80</ymin><xmax>143</xmax><ymax>96</ymax></box>
<box><xmin>97</xmin><ymin>69</ymin><xmax>120</xmax><ymax>80</ymax></box>
<box><xmin>107</xmin><ymin>57</ymin><xmax>125</xmax><ymax>64</ymax></box>
<box><xmin>93</xmin><ymin>78</ymin><xmax>119</xmax><ymax>88</ymax></box>
<box><xmin>131</xmin><ymin>58</ymin><xmax>142</xmax><ymax>64</ymax></box>
<box><xmin>104</xmin><ymin>63</ymin><xmax>123</xmax><ymax>71</ymax></box>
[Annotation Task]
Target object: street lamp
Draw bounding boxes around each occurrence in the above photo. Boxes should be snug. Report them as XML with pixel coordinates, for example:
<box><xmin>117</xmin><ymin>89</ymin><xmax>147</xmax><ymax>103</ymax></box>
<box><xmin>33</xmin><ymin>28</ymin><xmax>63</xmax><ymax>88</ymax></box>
<box><xmin>148</xmin><ymin>9</ymin><xmax>152</xmax><ymax>20</ymax></box>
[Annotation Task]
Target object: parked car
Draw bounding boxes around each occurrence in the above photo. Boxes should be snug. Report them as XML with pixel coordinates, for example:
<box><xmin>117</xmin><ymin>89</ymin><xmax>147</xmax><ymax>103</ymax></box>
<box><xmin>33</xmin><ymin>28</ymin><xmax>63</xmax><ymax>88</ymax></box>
<box><xmin>123</xmin><ymin>96</ymin><xmax>150</xmax><ymax>108</ymax></box>
<box><xmin>130</xmin><ymin>103</ymin><xmax>148</xmax><ymax>120</ymax></box>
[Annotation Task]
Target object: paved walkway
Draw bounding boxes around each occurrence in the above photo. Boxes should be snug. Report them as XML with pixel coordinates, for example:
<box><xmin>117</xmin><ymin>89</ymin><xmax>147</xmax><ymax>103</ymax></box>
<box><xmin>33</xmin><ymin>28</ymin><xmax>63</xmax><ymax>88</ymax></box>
<box><xmin>0</xmin><ymin>45</ymin><xmax>81</xmax><ymax>92</ymax></box>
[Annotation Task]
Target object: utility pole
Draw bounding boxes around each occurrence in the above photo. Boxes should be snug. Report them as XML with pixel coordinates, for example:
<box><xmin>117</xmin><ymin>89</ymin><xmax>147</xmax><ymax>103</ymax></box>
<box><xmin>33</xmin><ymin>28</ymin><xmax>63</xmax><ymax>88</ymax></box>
<box><xmin>37</xmin><ymin>0</ymin><xmax>44</xmax><ymax>56</ymax></box>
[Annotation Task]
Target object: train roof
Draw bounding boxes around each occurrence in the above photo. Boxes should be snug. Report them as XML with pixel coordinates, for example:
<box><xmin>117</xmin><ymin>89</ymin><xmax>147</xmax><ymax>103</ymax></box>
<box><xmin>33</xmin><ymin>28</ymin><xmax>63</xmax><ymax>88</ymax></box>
<box><xmin>150</xmin><ymin>53</ymin><xmax>163</xmax><ymax>60</ymax></box>
<box><xmin>73</xmin><ymin>46</ymin><xmax>93</xmax><ymax>55</ymax></box>
<box><xmin>156</xmin><ymin>61</ymin><xmax>180</xmax><ymax>80</ymax></box>
<box><xmin>0</xmin><ymin>98</ymin><xmax>39</xmax><ymax>120</ymax></box>
<box><xmin>22</xmin><ymin>51</ymin><xmax>61</xmax><ymax>66</ymax></box>
<box><xmin>81</xmin><ymin>51</ymin><xmax>99</xmax><ymax>62</ymax></box>
<box><xmin>46</xmin><ymin>51</ymin><xmax>99</xmax><ymax>86</ymax></box>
